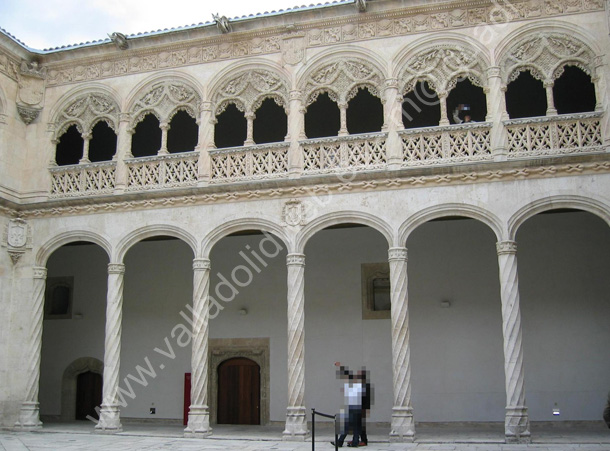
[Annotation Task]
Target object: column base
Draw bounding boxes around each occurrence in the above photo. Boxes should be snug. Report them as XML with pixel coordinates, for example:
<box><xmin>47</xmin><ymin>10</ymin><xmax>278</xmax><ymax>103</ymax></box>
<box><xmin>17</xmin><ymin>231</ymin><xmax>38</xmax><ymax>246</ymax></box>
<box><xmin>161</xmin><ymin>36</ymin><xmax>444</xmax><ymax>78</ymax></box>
<box><xmin>14</xmin><ymin>402</ymin><xmax>43</xmax><ymax>431</ymax></box>
<box><xmin>389</xmin><ymin>406</ymin><xmax>415</xmax><ymax>442</ymax></box>
<box><xmin>282</xmin><ymin>406</ymin><xmax>310</xmax><ymax>441</ymax></box>
<box><xmin>184</xmin><ymin>405</ymin><xmax>213</xmax><ymax>438</ymax></box>
<box><xmin>505</xmin><ymin>405</ymin><xmax>531</xmax><ymax>444</ymax></box>
<box><xmin>94</xmin><ymin>404</ymin><xmax>122</xmax><ymax>434</ymax></box>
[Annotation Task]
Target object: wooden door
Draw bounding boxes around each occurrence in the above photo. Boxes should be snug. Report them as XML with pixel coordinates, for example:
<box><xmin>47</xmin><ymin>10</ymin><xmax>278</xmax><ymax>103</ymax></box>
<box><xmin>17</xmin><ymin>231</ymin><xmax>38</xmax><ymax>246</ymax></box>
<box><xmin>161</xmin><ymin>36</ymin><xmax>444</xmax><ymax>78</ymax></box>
<box><xmin>75</xmin><ymin>371</ymin><xmax>102</xmax><ymax>420</ymax></box>
<box><xmin>217</xmin><ymin>357</ymin><xmax>260</xmax><ymax>425</ymax></box>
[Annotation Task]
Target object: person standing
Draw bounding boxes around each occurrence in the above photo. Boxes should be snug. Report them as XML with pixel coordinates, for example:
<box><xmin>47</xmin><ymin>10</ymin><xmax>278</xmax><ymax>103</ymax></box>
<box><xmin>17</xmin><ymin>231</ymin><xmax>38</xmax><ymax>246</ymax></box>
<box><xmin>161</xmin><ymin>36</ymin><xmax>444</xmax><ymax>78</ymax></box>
<box><xmin>332</xmin><ymin>362</ymin><xmax>363</xmax><ymax>448</ymax></box>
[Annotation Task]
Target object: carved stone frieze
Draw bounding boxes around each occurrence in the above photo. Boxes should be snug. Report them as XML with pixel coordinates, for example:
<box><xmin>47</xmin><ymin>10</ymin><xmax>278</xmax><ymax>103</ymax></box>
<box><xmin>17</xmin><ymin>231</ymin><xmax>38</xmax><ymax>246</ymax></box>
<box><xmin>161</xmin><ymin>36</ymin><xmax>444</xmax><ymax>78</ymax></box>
<box><xmin>400</xmin><ymin>45</ymin><xmax>487</xmax><ymax>94</ymax></box>
<box><xmin>303</xmin><ymin>58</ymin><xmax>384</xmax><ymax>106</ymax></box>
<box><xmin>131</xmin><ymin>80</ymin><xmax>201</xmax><ymax>129</ymax></box>
<box><xmin>500</xmin><ymin>32</ymin><xmax>596</xmax><ymax>84</ymax></box>
<box><xmin>41</xmin><ymin>0</ymin><xmax>604</xmax><ymax>88</ymax></box>
<box><xmin>213</xmin><ymin>69</ymin><xmax>289</xmax><ymax>115</ymax></box>
<box><xmin>54</xmin><ymin>93</ymin><xmax>120</xmax><ymax>139</ymax></box>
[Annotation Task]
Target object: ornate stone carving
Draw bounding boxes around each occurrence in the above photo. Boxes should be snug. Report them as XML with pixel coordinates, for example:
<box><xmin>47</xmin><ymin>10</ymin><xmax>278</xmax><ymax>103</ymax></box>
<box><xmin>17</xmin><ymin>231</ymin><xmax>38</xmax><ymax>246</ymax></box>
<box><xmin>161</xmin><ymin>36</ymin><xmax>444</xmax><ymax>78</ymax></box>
<box><xmin>131</xmin><ymin>80</ymin><xmax>201</xmax><ymax>129</ymax></box>
<box><xmin>55</xmin><ymin>93</ymin><xmax>119</xmax><ymax>140</ymax></box>
<box><xmin>3</xmin><ymin>218</ymin><xmax>32</xmax><ymax>264</ymax></box>
<box><xmin>17</xmin><ymin>105</ymin><xmax>41</xmax><ymax>125</ymax></box>
<box><xmin>282</xmin><ymin>33</ymin><xmax>306</xmax><ymax>66</ymax></box>
<box><xmin>356</xmin><ymin>0</ymin><xmax>367</xmax><ymax>12</ymax></box>
<box><xmin>213</xmin><ymin>14</ymin><xmax>232</xmax><ymax>34</ymax></box>
<box><xmin>109</xmin><ymin>32</ymin><xmax>129</xmax><ymax>50</ymax></box>
<box><xmin>496</xmin><ymin>241</ymin><xmax>530</xmax><ymax>442</ymax></box>
<box><xmin>282</xmin><ymin>199</ymin><xmax>307</xmax><ymax>227</ymax></box>
<box><xmin>213</xmin><ymin>69</ymin><xmax>289</xmax><ymax>116</ymax></box>
<box><xmin>303</xmin><ymin>58</ymin><xmax>384</xmax><ymax>106</ymax></box>
<box><xmin>400</xmin><ymin>45</ymin><xmax>487</xmax><ymax>94</ymax></box>
<box><xmin>16</xmin><ymin>61</ymin><xmax>45</xmax><ymax>125</ymax></box>
<box><xmin>501</xmin><ymin>32</ymin><xmax>596</xmax><ymax>84</ymax></box>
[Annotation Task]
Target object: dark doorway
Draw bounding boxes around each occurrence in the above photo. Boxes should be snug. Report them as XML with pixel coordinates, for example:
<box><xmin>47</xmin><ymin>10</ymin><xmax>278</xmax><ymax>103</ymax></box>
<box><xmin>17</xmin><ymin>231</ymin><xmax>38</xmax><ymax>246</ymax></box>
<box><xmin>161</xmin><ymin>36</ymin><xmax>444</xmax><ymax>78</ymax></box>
<box><xmin>217</xmin><ymin>357</ymin><xmax>260</xmax><ymax>425</ymax></box>
<box><xmin>75</xmin><ymin>371</ymin><xmax>102</xmax><ymax>420</ymax></box>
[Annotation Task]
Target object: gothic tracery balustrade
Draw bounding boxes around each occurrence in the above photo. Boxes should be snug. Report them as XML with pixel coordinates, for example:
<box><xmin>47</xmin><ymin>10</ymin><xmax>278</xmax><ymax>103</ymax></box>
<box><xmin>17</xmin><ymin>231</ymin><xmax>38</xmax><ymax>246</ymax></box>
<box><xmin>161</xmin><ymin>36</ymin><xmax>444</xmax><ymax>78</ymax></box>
<box><xmin>49</xmin><ymin>161</ymin><xmax>117</xmax><ymax>197</ymax></box>
<box><xmin>126</xmin><ymin>152</ymin><xmax>199</xmax><ymax>190</ymax></box>
<box><xmin>209</xmin><ymin>142</ymin><xmax>290</xmax><ymax>183</ymax></box>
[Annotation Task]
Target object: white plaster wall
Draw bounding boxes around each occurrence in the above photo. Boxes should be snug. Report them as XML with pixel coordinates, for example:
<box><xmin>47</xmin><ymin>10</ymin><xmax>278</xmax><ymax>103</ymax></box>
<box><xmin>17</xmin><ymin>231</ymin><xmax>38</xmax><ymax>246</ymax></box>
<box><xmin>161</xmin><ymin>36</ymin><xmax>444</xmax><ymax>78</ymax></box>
<box><xmin>36</xmin><ymin>212</ymin><xmax>610</xmax><ymax>424</ymax></box>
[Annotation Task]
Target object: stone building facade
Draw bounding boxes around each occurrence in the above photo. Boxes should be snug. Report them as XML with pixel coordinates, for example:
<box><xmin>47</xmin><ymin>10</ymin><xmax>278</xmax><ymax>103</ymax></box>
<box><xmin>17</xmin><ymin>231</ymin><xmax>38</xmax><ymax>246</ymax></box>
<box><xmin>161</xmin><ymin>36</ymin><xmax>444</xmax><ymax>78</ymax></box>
<box><xmin>1</xmin><ymin>0</ymin><xmax>609</xmax><ymax>444</ymax></box>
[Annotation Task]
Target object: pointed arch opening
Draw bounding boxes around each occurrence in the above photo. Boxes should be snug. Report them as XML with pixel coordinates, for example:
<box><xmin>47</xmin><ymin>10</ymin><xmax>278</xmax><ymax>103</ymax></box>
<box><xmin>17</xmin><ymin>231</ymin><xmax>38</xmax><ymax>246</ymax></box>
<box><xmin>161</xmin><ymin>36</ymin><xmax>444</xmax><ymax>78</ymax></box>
<box><xmin>447</xmin><ymin>78</ymin><xmax>487</xmax><ymax>124</ymax></box>
<box><xmin>553</xmin><ymin>66</ymin><xmax>596</xmax><ymax>115</ymax></box>
<box><xmin>168</xmin><ymin>110</ymin><xmax>198</xmax><ymax>153</ymax></box>
<box><xmin>402</xmin><ymin>81</ymin><xmax>440</xmax><ymax>129</ymax></box>
<box><xmin>253</xmin><ymin>98</ymin><xmax>287</xmax><ymax>144</ymax></box>
<box><xmin>89</xmin><ymin>121</ymin><xmax>117</xmax><ymax>162</ymax></box>
<box><xmin>505</xmin><ymin>70</ymin><xmax>547</xmax><ymax>119</ymax></box>
<box><xmin>55</xmin><ymin>125</ymin><xmax>83</xmax><ymax>166</ymax></box>
<box><xmin>215</xmin><ymin>103</ymin><xmax>247</xmax><ymax>148</ymax></box>
<box><xmin>305</xmin><ymin>92</ymin><xmax>340</xmax><ymax>139</ymax></box>
<box><xmin>347</xmin><ymin>88</ymin><xmax>384</xmax><ymax>134</ymax></box>
<box><xmin>131</xmin><ymin>113</ymin><xmax>161</xmax><ymax>157</ymax></box>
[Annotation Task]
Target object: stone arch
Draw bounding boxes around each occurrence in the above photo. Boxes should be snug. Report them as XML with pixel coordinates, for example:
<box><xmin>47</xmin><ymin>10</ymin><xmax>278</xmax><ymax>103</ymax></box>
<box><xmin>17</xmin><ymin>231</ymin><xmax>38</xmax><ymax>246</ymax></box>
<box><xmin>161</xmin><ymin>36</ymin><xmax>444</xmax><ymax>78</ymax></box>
<box><xmin>60</xmin><ymin>357</ymin><xmax>103</xmax><ymax>421</ymax></box>
<box><xmin>51</xmin><ymin>87</ymin><xmax>121</xmax><ymax>142</ymax></box>
<box><xmin>496</xmin><ymin>22</ymin><xmax>599</xmax><ymax>86</ymax></box>
<box><xmin>127</xmin><ymin>73</ymin><xmax>202</xmax><ymax>130</ymax></box>
<box><xmin>508</xmin><ymin>195</ymin><xmax>610</xmax><ymax>241</ymax></box>
<box><xmin>208</xmin><ymin>61</ymin><xmax>290</xmax><ymax>117</ymax></box>
<box><xmin>36</xmin><ymin>230</ymin><xmax>112</xmax><ymax>267</ymax></box>
<box><xmin>399</xmin><ymin>203</ymin><xmax>503</xmax><ymax>245</ymax></box>
<box><xmin>201</xmin><ymin>218</ymin><xmax>291</xmax><ymax>257</ymax></box>
<box><xmin>393</xmin><ymin>35</ymin><xmax>490</xmax><ymax>95</ymax></box>
<box><xmin>297</xmin><ymin>47</ymin><xmax>387</xmax><ymax>107</ymax></box>
<box><xmin>114</xmin><ymin>224</ymin><xmax>198</xmax><ymax>262</ymax></box>
<box><xmin>296</xmin><ymin>211</ymin><xmax>394</xmax><ymax>254</ymax></box>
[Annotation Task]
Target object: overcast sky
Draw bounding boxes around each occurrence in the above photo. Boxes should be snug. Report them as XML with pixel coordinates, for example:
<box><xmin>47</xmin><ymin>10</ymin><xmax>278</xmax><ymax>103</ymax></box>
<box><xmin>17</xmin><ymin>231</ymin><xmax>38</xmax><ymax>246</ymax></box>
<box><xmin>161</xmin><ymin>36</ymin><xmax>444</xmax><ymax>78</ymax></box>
<box><xmin>0</xmin><ymin>0</ymin><xmax>336</xmax><ymax>50</ymax></box>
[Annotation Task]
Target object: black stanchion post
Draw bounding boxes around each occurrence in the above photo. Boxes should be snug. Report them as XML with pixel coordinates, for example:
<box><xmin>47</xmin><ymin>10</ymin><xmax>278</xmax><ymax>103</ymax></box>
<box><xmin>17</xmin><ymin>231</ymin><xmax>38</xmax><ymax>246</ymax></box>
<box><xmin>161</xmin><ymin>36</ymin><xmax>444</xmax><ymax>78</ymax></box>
<box><xmin>334</xmin><ymin>413</ymin><xmax>339</xmax><ymax>451</ymax></box>
<box><xmin>312</xmin><ymin>408</ymin><xmax>315</xmax><ymax>451</ymax></box>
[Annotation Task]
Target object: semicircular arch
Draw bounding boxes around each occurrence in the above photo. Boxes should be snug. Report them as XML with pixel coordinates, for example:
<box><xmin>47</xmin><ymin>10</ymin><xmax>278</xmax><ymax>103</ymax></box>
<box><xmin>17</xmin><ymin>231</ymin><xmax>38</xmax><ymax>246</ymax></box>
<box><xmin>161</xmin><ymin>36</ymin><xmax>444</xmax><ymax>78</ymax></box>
<box><xmin>399</xmin><ymin>203</ymin><xmax>503</xmax><ymax>245</ymax></box>
<box><xmin>36</xmin><ymin>230</ymin><xmax>112</xmax><ymax>267</ymax></box>
<box><xmin>115</xmin><ymin>224</ymin><xmax>197</xmax><ymax>262</ymax></box>
<box><xmin>296</xmin><ymin>211</ymin><xmax>393</xmax><ymax>254</ymax></box>
<box><xmin>202</xmin><ymin>218</ymin><xmax>291</xmax><ymax>257</ymax></box>
<box><xmin>508</xmin><ymin>195</ymin><xmax>610</xmax><ymax>240</ymax></box>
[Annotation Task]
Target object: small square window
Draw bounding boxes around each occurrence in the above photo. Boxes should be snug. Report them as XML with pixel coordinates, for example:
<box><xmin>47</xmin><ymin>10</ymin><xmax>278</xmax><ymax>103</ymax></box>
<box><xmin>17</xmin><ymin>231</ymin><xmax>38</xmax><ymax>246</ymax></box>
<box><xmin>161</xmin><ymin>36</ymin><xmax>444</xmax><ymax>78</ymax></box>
<box><xmin>362</xmin><ymin>263</ymin><xmax>391</xmax><ymax>319</ymax></box>
<box><xmin>44</xmin><ymin>277</ymin><xmax>74</xmax><ymax>320</ymax></box>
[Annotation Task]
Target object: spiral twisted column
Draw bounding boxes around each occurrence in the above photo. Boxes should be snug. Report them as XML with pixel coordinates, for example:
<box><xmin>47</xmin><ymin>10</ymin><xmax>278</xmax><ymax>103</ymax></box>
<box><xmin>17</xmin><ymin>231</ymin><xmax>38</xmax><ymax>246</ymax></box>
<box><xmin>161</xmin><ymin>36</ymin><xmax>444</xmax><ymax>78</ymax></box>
<box><xmin>95</xmin><ymin>263</ymin><xmax>125</xmax><ymax>433</ymax></box>
<box><xmin>15</xmin><ymin>266</ymin><xmax>46</xmax><ymax>430</ymax></box>
<box><xmin>283</xmin><ymin>253</ymin><xmax>309</xmax><ymax>440</ymax></box>
<box><xmin>496</xmin><ymin>241</ymin><xmax>530</xmax><ymax>443</ymax></box>
<box><xmin>185</xmin><ymin>258</ymin><xmax>212</xmax><ymax>438</ymax></box>
<box><xmin>388</xmin><ymin>247</ymin><xmax>415</xmax><ymax>442</ymax></box>
<box><xmin>383</xmin><ymin>78</ymin><xmax>404</xmax><ymax>168</ymax></box>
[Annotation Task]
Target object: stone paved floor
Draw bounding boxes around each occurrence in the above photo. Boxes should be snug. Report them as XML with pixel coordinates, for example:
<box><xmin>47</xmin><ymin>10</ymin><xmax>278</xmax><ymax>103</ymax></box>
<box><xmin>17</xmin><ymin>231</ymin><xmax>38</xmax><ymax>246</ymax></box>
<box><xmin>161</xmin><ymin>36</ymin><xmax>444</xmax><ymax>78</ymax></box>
<box><xmin>1</xmin><ymin>422</ymin><xmax>608</xmax><ymax>451</ymax></box>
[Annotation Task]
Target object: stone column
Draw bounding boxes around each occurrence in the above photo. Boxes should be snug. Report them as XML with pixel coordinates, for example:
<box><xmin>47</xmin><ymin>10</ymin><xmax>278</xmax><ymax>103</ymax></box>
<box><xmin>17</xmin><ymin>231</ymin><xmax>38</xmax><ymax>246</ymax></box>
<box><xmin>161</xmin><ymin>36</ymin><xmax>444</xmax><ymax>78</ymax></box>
<box><xmin>158</xmin><ymin>122</ymin><xmax>170</xmax><ymax>155</ymax></box>
<box><xmin>544</xmin><ymin>82</ymin><xmax>557</xmax><ymax>116</ymax></box>
<box><xmin>438</xmin><ymin>92</ymin><xmax>449</xmax><ymax>126</ymax></box>
<box><xmin>496</xmin><ymin>241</ymin><xmax>530</xmax><ymax>443</ymax></box>
<box><xmin>338</xmin><ymin>102</ymin><xmax>348</xmax><ymax>136</ymax></box>
<box><xmin>95</xmin><ymin>263</ymin><xmax>125</xmax><ymax>433</ymax></box>
<box><xmin>487</xmin><ymin>66</ymin><xmax>509</xmax><ymax>161</ymax></box>
<box><xmin>14</xmin><ymin>267</ymin><xmax>47</xmax><ymax>431</ymax></box>
<box><xmin>185</xmin><ymin>258</ymin><xmax>213</xmax><ymax>437</ymax></box>
<box><xmin>245</xmin><ymin>112</ymin><xmax>256</xmax><ymax>146</ymax></box>
<box><xmin>383</xmin><ymin>78</ymin><xmax>404</xmax><ymax>169</ymax></box>
<box><xmin>197</xmin><ymin>102</ymin><xmax>214</xmax><ymax>185</ymax></box>
<box><xmin>388</xmin><ymin>247</ymin><xmax>415</xmax><ymax>442</ymax></box>
<box><xmin>114</xmin><ymin>113</ymin><xmax>132</xmax><ymax>192</ymax></box>
<box><xmin>283</xmin><ymin>253</ymin><xmax>309</xmax><ymax>440</ymax></box>
<box><xmin>80</xmin><ymin>132</ymin><xmax>92</xmax><ymax>163</ymax></box>
<box><xmin>287</xmin><ymin>90</ymin><xmax>305</xmax><ymax>177</ymax></box>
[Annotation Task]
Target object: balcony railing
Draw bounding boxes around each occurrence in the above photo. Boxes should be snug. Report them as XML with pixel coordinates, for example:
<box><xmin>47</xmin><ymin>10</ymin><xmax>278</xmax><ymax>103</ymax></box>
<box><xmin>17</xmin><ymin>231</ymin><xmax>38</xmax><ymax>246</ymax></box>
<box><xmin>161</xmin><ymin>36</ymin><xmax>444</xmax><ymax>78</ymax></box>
<box><xmin>399</xmin><ymin>122</ymin><xmax>493</xmax><ymax>167</ymax></box>
<box><xmin>504</xmin><ymin>112</ymin><xmax>603</xmax><ymax>158</ymax></box>
<box><xmin>126</xmin><ymin>152</ymin><xmax>199</xmax><ymax>191</ymax></box>
<box><xmin>47</xmin><ymin>113</ymin><xmax>606</xmax><ymax>198</ymax></box>
<box><xmin>302</xmin><ymin>132</ymin><xmax>388</xmax><ymax>174</ymax></box>
<box><xmin>50</xmin><ymin>161</ymin><xmax>116</xmax><ymax>197</ymax></box>
<box><xmin>209</xmin><ymin>142</ymin><xmax>289</xmax><ymax>184</ymax></box>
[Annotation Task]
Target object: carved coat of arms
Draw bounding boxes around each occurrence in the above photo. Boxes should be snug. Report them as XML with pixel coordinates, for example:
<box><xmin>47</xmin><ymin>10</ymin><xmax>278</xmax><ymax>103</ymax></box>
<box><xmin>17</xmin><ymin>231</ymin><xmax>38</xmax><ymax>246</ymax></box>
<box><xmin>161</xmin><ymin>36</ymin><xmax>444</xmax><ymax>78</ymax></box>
<box><xmin>282</xmin><ymin>34</ymin><xmax>306</xmax><ymax>66</ymax></box>
<box><xmin>8</xmin><ymin>219</ymin><xmax>27</xmax><ymax>248</ymax></box>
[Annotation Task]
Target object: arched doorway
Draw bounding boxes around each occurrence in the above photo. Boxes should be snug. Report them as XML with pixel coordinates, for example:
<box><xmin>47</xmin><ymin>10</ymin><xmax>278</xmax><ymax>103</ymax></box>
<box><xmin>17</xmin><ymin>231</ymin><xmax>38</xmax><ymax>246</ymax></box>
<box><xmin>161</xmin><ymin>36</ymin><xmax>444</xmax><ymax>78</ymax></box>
<box><xmin>75</xmin><ymin>371</ymin><xmax>102</xmax><ymax>420</ymax></box>
<box><xmin>217</xmin><ymin>357</ymin><xmax>261</xmax><ymax>425</ymax></box>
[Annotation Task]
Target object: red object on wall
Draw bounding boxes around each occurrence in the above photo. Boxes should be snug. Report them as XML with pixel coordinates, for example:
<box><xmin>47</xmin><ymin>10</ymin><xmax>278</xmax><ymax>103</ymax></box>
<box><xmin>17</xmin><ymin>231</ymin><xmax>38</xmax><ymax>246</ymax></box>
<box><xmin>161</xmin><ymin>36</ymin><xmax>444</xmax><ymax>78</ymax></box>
<box><xmin>184</xmin><ymin>373</ymin><xmax>191</xmax><ymax>426</ymax></box>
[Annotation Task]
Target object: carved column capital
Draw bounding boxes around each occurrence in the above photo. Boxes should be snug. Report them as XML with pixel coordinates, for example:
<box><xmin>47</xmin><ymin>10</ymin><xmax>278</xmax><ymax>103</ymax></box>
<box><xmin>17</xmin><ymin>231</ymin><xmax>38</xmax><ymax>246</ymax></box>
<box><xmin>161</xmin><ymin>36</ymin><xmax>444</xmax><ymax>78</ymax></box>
<box><xmin>193</xmin><ymin>258</ymin><xmax>211</xmax><ymax>271</ymax></box>
<box><xmin>388</xmin><ymin>247</ymin><xmax>408</xmax><ymax>262</ymax></box>
<box><xmin>107</xmin><ymin>263</ymin><xmax>125</xmax><ymax>274</ymax></box>
<box><xmin>487</xmin><ymin>66</ymin><xmax>501</xmax><ymax>79</ymax></box>
<box><xmin>289</xmin><ymin>90</ymin><xmax>303</xmax><ymax>101</ymax></box>
<box><xmin>286</xmin><ymin>253</ymin><xmax>306</xmax><ymax>266</ymax></box>
<box><xmin>119</xmin><ymin>113</ymin><xmax>131</xmax><ymax>123</ymax></box>
<box><xmin>33</xmin><ymin>267</ymin><xmax>48</xmax><ymax>279</ymax></box>
<box><xmin>496</xmin><ymin>240</ymin><xmax>517</xmax><ymax>255</ymax></box>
